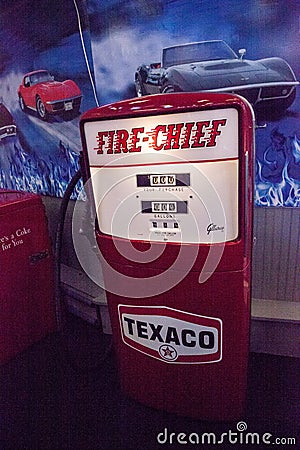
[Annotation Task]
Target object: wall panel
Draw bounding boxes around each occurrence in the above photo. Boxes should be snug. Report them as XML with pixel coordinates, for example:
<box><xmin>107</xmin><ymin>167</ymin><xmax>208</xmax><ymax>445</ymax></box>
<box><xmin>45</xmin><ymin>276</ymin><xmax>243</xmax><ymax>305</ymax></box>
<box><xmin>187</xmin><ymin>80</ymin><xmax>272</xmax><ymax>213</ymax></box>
<box><xmin>252</xmin><ymin>208</ymin><xmax>300</xmax><ymax>302</ymax></box>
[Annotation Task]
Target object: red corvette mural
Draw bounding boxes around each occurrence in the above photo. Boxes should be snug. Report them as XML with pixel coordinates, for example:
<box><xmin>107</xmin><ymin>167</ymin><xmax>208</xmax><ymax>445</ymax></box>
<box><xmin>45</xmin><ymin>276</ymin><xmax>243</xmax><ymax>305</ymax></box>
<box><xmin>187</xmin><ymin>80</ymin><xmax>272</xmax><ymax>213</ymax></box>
<box><xmin>18</xmin><ymin>70</ymin><xmax>82</xmax><ymax>120</ymax></box>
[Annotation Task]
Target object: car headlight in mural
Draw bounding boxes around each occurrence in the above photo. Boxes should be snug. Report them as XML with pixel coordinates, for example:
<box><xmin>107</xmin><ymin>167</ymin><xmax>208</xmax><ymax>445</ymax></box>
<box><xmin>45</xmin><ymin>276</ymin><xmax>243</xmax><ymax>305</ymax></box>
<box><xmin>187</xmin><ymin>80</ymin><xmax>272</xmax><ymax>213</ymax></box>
<box><xmin>135</xmin><ymin>40</ymin><xmax>299</xmax><ymax>113</ymax></box>
<box><xmin>0</xmin><ymin>102</ymin><xmax>17</xmax><ymax>140</ymax></box>
<box><xmin>17</xmin><ymin>70</ymin><xmax>82</xmax><ymax>120</ymax></box>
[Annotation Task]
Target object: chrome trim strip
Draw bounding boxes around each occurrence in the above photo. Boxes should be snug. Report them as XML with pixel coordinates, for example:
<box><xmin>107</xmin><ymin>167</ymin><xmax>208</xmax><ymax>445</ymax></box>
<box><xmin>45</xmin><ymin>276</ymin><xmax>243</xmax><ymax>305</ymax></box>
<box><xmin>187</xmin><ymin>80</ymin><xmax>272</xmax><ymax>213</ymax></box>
<box><xmin>46</xmin><ymin>95</ymin><xmax>82</xmax><ymax>105</ymax></box>
<box><xmin>204</xmin><ymin>81</ymin><xmax>298</xmax><ymax>93</ymax></box>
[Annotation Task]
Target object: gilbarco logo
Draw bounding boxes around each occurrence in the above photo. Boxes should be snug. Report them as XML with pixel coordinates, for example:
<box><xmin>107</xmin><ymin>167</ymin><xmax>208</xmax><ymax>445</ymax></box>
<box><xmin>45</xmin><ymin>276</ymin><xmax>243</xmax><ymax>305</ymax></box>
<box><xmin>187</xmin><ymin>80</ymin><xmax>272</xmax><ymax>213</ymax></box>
<box><xmin>207</xmin><ymin>223</ymin><xmax>225</xmax><ymax>235</ymax></box>
<box><xmin>118</xmin><ymin>305</ymin><xmax>222</xmax><ymax>364</ymax></box>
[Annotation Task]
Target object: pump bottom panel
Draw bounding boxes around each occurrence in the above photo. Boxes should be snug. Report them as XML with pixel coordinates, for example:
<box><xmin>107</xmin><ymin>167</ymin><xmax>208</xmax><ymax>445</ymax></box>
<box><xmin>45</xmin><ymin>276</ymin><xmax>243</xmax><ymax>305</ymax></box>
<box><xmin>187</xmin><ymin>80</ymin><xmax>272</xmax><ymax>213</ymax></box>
<box><xmin>105</xmin><ymin>264</ymin><xmax>251</xmax><ymax>421</ymax></box>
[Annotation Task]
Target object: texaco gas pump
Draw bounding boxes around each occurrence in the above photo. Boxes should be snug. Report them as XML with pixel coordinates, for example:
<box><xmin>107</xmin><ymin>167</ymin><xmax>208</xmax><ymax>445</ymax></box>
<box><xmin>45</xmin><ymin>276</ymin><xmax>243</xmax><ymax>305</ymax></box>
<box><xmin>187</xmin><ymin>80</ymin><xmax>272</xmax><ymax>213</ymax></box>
<box><xmin>79</xmin><ymin>92</ymin><xmax>254</xmax><ymax>420</ymax></box>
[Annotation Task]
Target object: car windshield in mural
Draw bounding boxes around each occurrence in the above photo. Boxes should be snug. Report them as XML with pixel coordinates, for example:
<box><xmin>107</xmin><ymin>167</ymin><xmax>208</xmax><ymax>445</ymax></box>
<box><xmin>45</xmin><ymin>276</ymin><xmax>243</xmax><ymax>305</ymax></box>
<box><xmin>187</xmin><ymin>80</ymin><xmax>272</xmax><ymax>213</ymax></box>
<box><xmin>27</xmin><ymin>70</ymin><xmax>53</xmax><ymax>85</ymax></box>
<box><xmin>163</xmin><ymin>40</ymin><xmax>237</xmax><ymax>67</ymax></box>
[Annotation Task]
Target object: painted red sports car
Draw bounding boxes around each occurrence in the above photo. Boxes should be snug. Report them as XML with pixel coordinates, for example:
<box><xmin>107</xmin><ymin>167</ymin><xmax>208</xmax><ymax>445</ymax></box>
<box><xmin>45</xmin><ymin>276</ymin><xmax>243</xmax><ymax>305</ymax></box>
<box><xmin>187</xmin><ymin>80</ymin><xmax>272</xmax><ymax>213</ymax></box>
<box><xmin>18</xmin><ymin>70</ymin><xmax>82</xmax><ymax>120</ymax></box>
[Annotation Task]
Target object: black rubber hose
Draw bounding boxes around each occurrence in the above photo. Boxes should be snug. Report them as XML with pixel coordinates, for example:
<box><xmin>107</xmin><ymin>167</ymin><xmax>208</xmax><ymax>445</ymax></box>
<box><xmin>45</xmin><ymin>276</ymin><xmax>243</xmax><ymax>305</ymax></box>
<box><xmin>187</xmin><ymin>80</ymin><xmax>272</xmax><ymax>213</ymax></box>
<box><xmin>54</xmin><ymin>169</ymin><xmax>113</xmax><ymax>373</ymax></box>
<box><xmin>54</xmin><ymin>168</ymin><xmax>82</xmax><ymax>332</ymax></box>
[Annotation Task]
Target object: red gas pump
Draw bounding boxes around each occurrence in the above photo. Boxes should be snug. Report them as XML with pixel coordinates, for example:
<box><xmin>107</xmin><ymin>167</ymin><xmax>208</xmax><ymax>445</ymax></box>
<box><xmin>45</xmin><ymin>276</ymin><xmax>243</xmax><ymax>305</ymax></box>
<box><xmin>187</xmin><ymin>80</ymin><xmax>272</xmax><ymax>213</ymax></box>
<box><xmin>79</xmin><ymin>93</ymin><xmax>254</xmax><ymax>421</ymax></box>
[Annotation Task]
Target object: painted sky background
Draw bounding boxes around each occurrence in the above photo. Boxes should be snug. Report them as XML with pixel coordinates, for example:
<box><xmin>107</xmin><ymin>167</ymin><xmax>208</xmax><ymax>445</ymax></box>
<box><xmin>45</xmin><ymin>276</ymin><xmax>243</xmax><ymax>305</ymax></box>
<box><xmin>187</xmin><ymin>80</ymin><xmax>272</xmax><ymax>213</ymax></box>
<box><xmin>0</xmin><ymin>0</ymin><xmax>299</xmax><ymax>205</ymax></box>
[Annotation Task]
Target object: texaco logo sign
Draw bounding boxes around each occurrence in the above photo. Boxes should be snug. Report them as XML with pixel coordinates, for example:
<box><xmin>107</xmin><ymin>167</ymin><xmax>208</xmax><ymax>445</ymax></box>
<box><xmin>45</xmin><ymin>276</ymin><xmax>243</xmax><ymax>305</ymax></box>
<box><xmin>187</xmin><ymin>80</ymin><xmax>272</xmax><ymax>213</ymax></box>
<box><xmin>118</xmin><ymin>305</ymin><xmax>222</xmax><ymax>364</ymax></box>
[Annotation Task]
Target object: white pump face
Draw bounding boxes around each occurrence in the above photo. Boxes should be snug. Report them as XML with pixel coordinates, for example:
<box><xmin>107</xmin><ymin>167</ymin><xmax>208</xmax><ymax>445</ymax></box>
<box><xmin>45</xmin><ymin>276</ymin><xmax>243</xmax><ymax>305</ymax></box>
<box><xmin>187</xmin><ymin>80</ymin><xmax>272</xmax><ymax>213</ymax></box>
<box><xmin>83</xmin><ymin>107</ymin><xmax>239</xmax><ymax>244</ymax></box>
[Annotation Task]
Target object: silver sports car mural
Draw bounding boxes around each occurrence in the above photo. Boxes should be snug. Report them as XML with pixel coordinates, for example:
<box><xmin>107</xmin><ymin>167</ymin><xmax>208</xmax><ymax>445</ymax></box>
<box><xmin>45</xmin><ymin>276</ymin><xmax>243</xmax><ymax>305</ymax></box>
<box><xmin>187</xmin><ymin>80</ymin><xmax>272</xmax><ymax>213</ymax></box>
<box><xmin>135</xmin><ymin>40</ymin><xmax>298</xmax><ymax>112</ymax></box>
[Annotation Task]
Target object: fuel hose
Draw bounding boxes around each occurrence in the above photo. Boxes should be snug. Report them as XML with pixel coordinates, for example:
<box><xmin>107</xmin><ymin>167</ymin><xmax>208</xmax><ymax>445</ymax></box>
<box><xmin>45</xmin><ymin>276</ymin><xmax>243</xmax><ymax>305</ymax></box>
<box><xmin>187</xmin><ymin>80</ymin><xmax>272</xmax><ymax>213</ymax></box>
<box><xmin>54</xmin><ymin>167</ymin><xmax>112</xmax><ymax>373</ymax></box>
